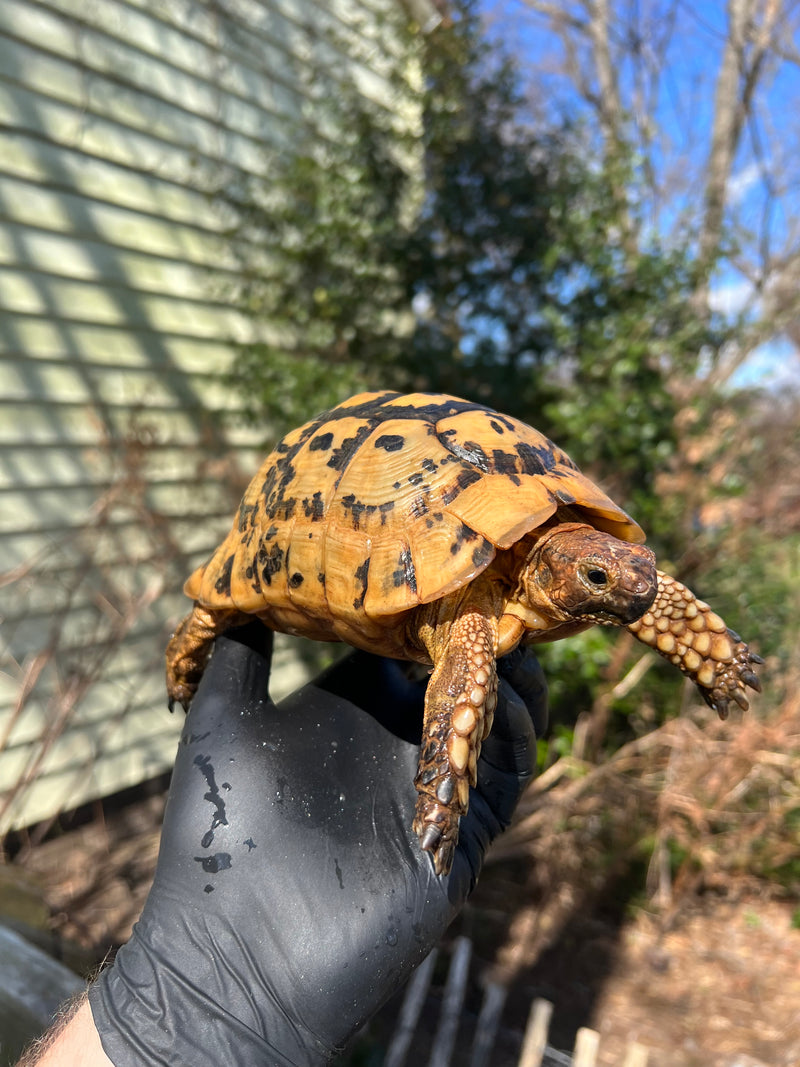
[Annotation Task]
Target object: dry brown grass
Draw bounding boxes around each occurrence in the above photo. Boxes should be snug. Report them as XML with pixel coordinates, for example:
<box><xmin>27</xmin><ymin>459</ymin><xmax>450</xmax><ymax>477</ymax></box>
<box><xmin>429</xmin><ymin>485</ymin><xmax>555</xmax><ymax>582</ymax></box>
<box><xmin>484</xmin><ymin>677</ymin><xmax>800</xmax><ymax>977</ymax></box>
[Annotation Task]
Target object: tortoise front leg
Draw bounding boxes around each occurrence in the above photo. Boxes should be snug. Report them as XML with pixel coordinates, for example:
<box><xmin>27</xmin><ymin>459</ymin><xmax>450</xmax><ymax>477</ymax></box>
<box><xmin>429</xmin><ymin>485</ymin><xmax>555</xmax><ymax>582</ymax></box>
<box><xmin>412</xmin><ymin>610</ymin><xmax>499</xmax><ymax>876</ymax></box>
<box><xmin>627</xmin><ymin>570</ymin><xmax>762</xmax><ymax>719</ymax></box>
<box><xmin>166</xmin><ymin>603</ymin><xmax>249</xmax><ymax>711</ymax></box>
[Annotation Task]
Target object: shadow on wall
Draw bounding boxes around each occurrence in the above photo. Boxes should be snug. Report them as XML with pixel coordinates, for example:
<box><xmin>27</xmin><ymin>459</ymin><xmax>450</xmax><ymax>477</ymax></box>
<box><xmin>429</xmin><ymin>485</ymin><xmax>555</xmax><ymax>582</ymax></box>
<box><xmin>0</xmin><ymin>0</ymin><xmax>362</xmax><ymax>838</ymax></box>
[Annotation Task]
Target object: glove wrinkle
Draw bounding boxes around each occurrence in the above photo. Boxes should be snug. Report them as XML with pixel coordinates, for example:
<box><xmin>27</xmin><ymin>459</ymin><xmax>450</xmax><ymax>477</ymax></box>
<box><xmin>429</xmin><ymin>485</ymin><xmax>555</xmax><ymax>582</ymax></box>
<box><xmin>90</xmin><ymin>905</ymin><xmax>328</xmax><ymax>1067</ymax></box>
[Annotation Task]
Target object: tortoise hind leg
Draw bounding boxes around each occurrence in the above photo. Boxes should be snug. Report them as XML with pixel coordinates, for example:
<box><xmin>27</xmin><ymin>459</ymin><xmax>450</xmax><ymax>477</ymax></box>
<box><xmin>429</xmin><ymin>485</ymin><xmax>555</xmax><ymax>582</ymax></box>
<box><xmin>166</xmin><ymin>604</ymin><xmax>250</xmax><ymax>711</ymax></box>
<box><xmin>627</xmin><ymin>570</ymin><xmax>762</xmax><ymax>719</ymax></box>
<box><xmin>412</xmin><ymin>609</ymin><xmax>499</xmax><ymax>876</ymax></box>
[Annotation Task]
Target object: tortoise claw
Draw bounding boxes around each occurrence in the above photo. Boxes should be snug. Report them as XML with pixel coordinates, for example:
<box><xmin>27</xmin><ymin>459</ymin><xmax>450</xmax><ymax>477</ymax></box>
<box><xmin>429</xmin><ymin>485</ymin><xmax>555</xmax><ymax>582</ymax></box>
<box><xmin>742</xmin><ymin>670</ymin><xmax>761</xmax><ymax>693</ymax></box>
<box><xmin>413</xmin><ymin>797</ymin><xmax>460</xmax><ymax>876</ymax></box>
<box><xmin>732</xmin><ymin>688</ymin><xmax>750</xmax><ymax>711</ymax></box>
<box><xmin>712</xmin><ymin>697</ymin><xmax>730</xmax><ymax>721</ymax></box>
<box><xmin>420</xmin><ymin>822</ymin><xmax>443</xmax><ymax>853</ymax></box>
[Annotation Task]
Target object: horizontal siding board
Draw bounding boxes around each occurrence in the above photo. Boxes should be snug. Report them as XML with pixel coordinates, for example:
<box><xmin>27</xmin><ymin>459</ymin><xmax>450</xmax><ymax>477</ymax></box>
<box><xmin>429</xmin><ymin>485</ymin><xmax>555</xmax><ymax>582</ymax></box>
<box><xmin>0</xmin><ymin>459</ymin><xmax>257</xmax><ymax>495</ymax></box>
<box><xmin>0</xmin><ymin>541</ymin><xmax>219</xmax><ymax>595</ymax></box>
<box><xmin>0</xmin><ymin>512</ymin><xmax>242</xmax><ymax>565</ymax></box>
<box><xmin>0</xmin><ymin>130</ymin><xmax>229</xmax><ymax>234</ymax></box>
<box><xmin>0</xmin><ymin>497</ymin><xmax>239</xmax><ymax>538</ymax></box>
<box><xmin>0</xmin><ymin>79</ymin><xmax>274</xmax><ymax>184</ymax></box>
<box><xmin>44</xmin><ymin>0</ymin><xmax>407</xmax><ymax>106</ymax></box>
<box><xmin>0</xmin><ymin>171</ymin><xmax>237</xmax><ymax>267</ymax></box>
<box><xmin>0</xmin><ymin>267</ymin><xmax>252</xmax><ymax>339</ymax></box>
<box><xmin>0</xmin><ymin>0</ymin><xmax>419</xmax><ymax>834</ymax></box>
<box><xmin>0</xmin><ymin>72</ymin><xmax>285</xmax><ymax>177</ymax></box>
<box><xmin>0</xmin><ymin>478</ymin><xmax>244</xmax><ymax>531</ymax></box>
<box><xmin>0</xmin><ymin>2</ymin><xmax>306</xmax><ymax>139</ymax></box>
<box><xmin>1</xmin><ymin>625</ymin><xmax>317</xmax><ymax>748</ymax></box>
<box><xmin>0</xmin><ymin>627</ymin><xmax>314</xmax><ymax>832</ymax></box>
<box><xmin>0</xmin><ymin>403</ymin><xmax>264</xmax><ymax>447</ymax></box>
<box><xmin>0</xmin><ymin>349</ymin><xmax>250</xmax><ymax>385</ymax></box>
<box><xmin>0</xmin><ymin>317</ymin><xmax>247</xmax><ymax>367</ymax></box>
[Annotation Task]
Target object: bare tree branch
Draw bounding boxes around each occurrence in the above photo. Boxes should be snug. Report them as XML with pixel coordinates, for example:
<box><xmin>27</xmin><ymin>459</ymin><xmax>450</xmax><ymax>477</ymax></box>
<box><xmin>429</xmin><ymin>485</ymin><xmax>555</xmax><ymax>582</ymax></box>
<box><xmin>699</xmin><ymin>0</ymin><xmax>781</xmax><ymax>272</ymax></box>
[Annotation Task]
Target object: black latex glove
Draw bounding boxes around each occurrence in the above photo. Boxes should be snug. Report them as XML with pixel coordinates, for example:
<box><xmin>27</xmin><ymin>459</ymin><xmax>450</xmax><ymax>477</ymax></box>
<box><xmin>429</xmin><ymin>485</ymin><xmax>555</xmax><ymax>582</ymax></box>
<box><xmin>89</xmin><ymin>623</ymin><xmax>547</xmax><ymax>1066</ymax></box>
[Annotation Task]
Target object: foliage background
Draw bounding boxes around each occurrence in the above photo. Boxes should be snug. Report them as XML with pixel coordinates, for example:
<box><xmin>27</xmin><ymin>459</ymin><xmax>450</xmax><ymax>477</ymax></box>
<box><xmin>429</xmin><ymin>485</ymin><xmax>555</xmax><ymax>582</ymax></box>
<box><xmin>222</xmin><ymin>0</ymin><xmax>799</xmax><ymax>774</ymax></box>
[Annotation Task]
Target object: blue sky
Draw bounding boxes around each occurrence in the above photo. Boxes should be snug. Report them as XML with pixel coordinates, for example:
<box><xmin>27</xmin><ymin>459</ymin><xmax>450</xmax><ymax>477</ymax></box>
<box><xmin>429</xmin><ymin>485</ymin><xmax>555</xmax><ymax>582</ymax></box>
<box><xmin>478</xmin><ymin>0</ymin><xmax>800</xmax><ymax>389</ymax></box>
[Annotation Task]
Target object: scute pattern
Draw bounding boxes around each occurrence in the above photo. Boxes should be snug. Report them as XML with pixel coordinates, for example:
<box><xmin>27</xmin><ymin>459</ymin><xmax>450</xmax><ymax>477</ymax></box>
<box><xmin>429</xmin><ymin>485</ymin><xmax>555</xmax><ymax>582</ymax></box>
<box><xmin>186</xmin><ymin>391</ymin><xmax>643</xmax><ymax>628</ymax></box>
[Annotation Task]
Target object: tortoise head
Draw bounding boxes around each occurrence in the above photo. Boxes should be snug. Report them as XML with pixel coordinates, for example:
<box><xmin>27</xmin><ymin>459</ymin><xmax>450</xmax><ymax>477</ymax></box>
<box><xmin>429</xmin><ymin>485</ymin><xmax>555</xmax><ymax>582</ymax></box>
<box><xmin>524</xmin><ymin>522</ymin><xmax>658</xmax><ymax>626</ymax></box>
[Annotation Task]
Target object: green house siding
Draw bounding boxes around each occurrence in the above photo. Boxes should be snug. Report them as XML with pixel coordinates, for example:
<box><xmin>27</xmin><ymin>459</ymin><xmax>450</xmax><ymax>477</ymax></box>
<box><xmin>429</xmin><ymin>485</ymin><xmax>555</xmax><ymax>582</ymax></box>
<box><xmin>0</xmin><ymin>0</ymin><xmax>435</xmax><ymax>834</ymax></box>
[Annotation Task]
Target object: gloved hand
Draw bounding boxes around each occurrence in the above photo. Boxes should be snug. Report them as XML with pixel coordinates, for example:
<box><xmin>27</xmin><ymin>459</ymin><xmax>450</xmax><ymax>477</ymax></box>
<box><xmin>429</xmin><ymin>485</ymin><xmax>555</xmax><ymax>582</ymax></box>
<box><xmin>89</xmin><ymin>623</ymin><xmax>547</xmax><ymax>1066</ymax></box>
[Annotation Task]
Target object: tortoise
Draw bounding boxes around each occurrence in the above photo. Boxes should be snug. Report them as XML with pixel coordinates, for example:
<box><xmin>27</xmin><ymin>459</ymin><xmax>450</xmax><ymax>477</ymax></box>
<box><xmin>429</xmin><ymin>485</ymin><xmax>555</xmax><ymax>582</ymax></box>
<box><xmin>166</xmin><ymin>390</ymin><xmax>762</xmax><ymax>875</ymax></box>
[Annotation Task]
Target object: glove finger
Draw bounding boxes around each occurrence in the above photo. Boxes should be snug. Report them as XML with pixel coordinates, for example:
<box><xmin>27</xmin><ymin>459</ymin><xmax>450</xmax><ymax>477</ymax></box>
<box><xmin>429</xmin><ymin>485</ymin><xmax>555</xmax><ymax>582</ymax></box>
<box><xmin>479</xmin><ymin>649</ymin><xmax>546</xmax><ymax>776</ymax></box>
<box><xmin>313</xmin><ymin>650</ymin><xmax>427</xmax><ymax>744</ymax></box>
<box><xmin>497</xmin><ymin>646</ymin><xmax>549</xmax><ymax>737</ymax></box>
<box><xmin>468</xmin><ymin>650</ymin><xmax>545</xmax><ymax>833</ymax></box>
<box><xmin>191</xmin><ymin>621</ymin><xmax>275</xmax><ymax>713</ymax></box>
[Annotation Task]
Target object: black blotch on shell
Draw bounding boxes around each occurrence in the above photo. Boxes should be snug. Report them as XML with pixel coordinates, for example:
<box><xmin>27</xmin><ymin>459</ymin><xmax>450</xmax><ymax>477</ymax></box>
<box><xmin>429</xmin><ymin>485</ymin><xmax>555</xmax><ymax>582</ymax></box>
<box><xmin>441</xmin><ymin>469</ymin><xmax>482</xmax><ymax>505</ymax></box>
<box><xmin>289</xmin><ymin>572</ymin><xmax>304</xmax><ymax>588</ymax></box>
<box><xmin>309</xmin><ymin>432</ymin><xmax>334</xmax><ymax>451</ymax></box>
<box><xmin>327</xmin><ymin>424</ymin><xmax>373</xmax><ymax>472</ymax></box>
<box><xmin>237</xmin><ymin>500</ymin><xmax>258</xmax><ymax>532</ymax></box>
<box><xmin>392</xmin><ymin>548</ymin><xmax>417</xmax><ymax>593</ymax></box>
<box><xmin>259</xmin><ymin>543</ymin><xmax>284</xmax><ymax>585</ymax></box>
<box><xmin>270</xmin><ymin>495</ymin><xmax>296</xmax><ymax>521</ymax></box>
<box><xmin>450</xmin><ymin>522</ymin><xmax>478</xmax><ymax>555</ymax></box>
<box><xmin>515</xmin><ymin>442</ymin><xmax>552</xmax><ymax>476</ymax></box>
<box><xmin>214</xmin><ymin>554</ymin><xmax>235</xmax><ymax>596</ymax></box>
<box><xmin>302</xmin><ymin>492</ymin><xmax>325</xmax><ymax>520</ymax></box>
<box><xmin>491</xmin><ymin>449</ymin><xmax>520</xmax><ymax>476</ymax></box>
<box><xmin>439</xmin><ymin>437</ymin><xmax>491</xmax><ymax>472</ymax></box>
<box><xmin>471</xmin><ymin>538</ymin><xmax>495</xmax><ymax>569</ymax></box>
<box><xmin>378</xmin><ymin>501</ymin><xmax>395</xmax><ymax>524</ymax></box>
<box><xmin>353</xmin><ymin>558</ymin><xmax>370</xmax><ymax>610</ymax></box>
<box><xmin>246</xmin><ymin>559</ymin><xmax>262</xmax><ymax>596</ymax></box>
<box><xmin>375</xmin><ymin>434</ymin><xmax>405</xmax><ymax>452</ymax></box>
<box><xmin>341</xmin><ymin>494</ymin><xmax>377</xmax><ymax>530</ymax></box>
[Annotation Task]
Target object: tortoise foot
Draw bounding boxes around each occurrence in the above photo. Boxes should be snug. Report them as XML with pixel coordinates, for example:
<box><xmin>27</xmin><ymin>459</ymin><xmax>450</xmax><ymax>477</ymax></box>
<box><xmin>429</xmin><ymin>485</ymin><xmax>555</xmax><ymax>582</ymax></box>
<box><xmin>413</xmin><ymin>607</ymin><xmax>500</xmax><ymax>876</ymax></box>
<box><xmin>700</xmin><ymin>635</ymin><xmax>763</xmax><ymax>719</ymax></box>
<box><xmin>412</xmin><ymin>795</ymin><xmax>460</xmax><ymax>876</ymax></box>
<box><xmin>629</xmin><ymin>572</ymin><xmax>762</xmax><ymax>719</ymax></box>
<box><xmin>165</xmin><ymin>604</ymin><xmax>246</xmax><ymax>712</ymax></box>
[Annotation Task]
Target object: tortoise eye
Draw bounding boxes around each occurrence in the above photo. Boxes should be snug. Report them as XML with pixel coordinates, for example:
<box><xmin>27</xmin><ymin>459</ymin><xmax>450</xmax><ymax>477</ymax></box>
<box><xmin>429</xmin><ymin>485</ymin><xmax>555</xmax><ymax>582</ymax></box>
<box><xmin>584</xmin><ymin>566</ymin><xmax>609</xmax><ymax>587</ymax></box>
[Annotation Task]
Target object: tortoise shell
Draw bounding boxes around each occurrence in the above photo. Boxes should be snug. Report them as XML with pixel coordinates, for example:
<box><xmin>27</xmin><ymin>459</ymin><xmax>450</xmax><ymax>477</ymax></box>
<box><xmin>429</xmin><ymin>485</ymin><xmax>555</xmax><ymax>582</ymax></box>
<box><xmin>186</xmin><ymin>390</ymin><xmax>643</xmax><ymax>642</ymax></box>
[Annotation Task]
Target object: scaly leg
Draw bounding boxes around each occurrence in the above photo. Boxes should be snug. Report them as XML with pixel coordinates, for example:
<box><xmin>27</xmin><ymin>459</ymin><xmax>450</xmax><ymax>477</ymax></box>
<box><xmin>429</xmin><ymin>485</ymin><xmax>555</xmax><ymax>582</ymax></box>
<box><xmin>165</xmin><ymin>604</ymin><xmax>249</xmax><ymax>711</ymax></box>
<box><xmin>412</xmin><ymin>609</ymin><xmax>499</xmax><ymax>876</ymax></box>
<box><xmin>628</xmin><ymin>571</ymin><xmax>762</xmax><ymax>719</ymax></box>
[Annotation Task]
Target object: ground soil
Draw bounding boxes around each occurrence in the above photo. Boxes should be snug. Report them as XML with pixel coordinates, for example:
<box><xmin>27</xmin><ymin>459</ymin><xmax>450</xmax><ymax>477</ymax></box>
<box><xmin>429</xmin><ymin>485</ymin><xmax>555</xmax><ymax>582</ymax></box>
<box><xmin>5</xmin><ymin>784</ymin><xmax>800</xmax><ymax>1067</ymax></box>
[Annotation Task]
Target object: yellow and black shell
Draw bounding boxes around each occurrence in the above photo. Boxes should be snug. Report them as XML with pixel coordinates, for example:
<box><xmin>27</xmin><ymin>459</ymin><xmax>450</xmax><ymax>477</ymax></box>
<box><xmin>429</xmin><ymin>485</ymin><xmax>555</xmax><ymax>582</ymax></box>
<box><xmin>186</xmin><ymin>391</ymin><xmax>644</xmax><ymax>642</ymax></box>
